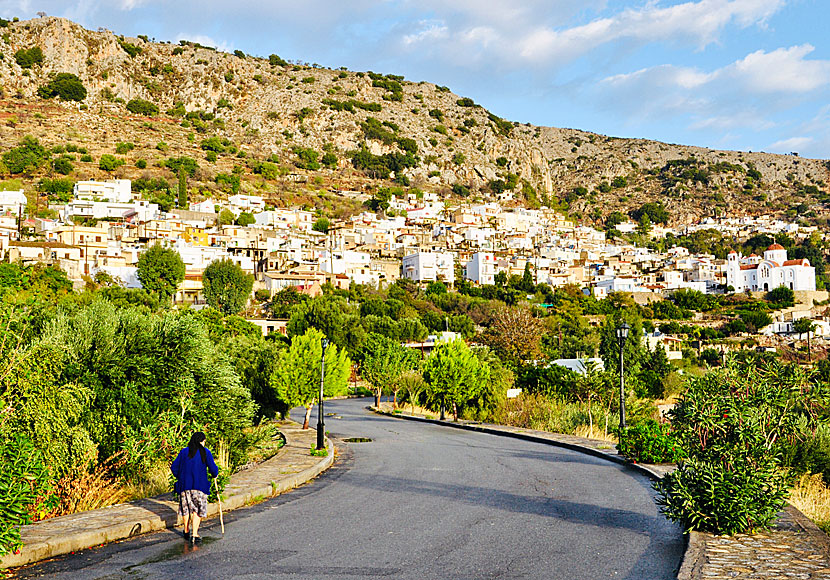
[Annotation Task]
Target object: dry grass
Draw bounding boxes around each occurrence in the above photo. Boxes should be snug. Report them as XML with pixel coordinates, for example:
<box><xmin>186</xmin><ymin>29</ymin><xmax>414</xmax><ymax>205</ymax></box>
<box><xmin>790</xmin><ymin>474</ymin><xmax>830</xmax><ymax>533</ymax></box>
<box><xmin>121</xmin><ymin>464</ymin><xmax>173</xmax><ymax>502</ymax></box>
<box><xmin>38</xmin><ymin>454</ymin><xmax>130</xmax><ymax>520</ymax></box>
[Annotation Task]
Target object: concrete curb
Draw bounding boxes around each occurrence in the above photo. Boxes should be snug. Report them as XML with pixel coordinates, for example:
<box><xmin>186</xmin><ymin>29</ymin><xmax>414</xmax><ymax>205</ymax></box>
<box><xmin>371</xmin><ymin>407</ymin><xmax>698</xmax><ymax>579</ymax></box>
<box><xmin>1</xmin><ymin>425</ymin><xmax>334</xmax><ymax>570</ymax></box>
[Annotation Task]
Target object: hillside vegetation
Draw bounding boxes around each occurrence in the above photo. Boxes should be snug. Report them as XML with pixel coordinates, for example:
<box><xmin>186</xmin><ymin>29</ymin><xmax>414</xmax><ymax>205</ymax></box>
<box><xmin>0</xmin><ymin>15</ymin><xmax>828</xmax><ymax>225</ymax></box>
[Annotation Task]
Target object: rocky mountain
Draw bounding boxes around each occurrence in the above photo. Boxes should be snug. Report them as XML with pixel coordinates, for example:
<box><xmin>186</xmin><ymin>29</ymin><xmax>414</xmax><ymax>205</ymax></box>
<box><xmin>0</xmin><ymin>15</ymin><xmax>828</xmax><ymax>226</ymax></box>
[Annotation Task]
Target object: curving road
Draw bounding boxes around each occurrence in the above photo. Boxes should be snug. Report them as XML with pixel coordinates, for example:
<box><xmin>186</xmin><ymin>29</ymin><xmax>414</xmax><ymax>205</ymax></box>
<box><xmin>20</xmin><ymin>398</ymin><xmax>684</xmax><ymax>579</ymax></box>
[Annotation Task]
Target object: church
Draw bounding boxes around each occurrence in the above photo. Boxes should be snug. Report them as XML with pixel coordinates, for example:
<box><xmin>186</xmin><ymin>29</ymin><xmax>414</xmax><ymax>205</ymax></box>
<box><xmin>726</xmin><ymin>244</ymin><xmax>815</xmax><ymax>292</ymax></box>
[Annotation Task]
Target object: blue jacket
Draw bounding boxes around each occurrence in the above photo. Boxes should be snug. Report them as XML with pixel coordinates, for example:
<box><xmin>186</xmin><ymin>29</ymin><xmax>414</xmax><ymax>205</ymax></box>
<box><xmin>171</xmin><ymin>446</ymin><xmax>219</xmax><ymax>495</ymax></box>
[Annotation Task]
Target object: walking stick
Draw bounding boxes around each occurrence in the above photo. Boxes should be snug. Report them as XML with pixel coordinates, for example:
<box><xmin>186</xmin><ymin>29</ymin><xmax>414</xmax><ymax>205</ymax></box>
<box><xmin>214</xmin><ymin>477</ymin><xmax>225</xmax><ymax>534</ymax></box>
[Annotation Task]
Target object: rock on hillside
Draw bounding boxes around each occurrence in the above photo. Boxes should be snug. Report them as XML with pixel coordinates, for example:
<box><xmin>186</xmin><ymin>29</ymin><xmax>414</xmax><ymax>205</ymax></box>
<box><xmin>0</xmin><ymin>16</ymin><xmax>828</xmax><ymax>226</ymax></box>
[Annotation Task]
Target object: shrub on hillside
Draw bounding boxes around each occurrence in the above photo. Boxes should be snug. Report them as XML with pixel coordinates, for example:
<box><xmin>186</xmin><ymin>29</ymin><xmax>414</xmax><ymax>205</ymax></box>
<box><xmin>2</xmin><ymin>136</ymin><xmax>48</xmax><ymax>174</ymax></box>
<box><xmin>126</xmin><ymin>98</ymin><xmax>159</xmax><ymax>116</ymax></box>
<box><xmin>14</xmin><ymin>46</ymin><xmax>43</xmax><ymax>68</ymax></box>
<box><xmin>37</xmin><ymin>73</ymin><xmax>87</xmax><ymax>101</ymax></box>
<box><xmin>99</xmin><ymin>154</ymin><xmax>124</xmax><ymax>172</ymax></box>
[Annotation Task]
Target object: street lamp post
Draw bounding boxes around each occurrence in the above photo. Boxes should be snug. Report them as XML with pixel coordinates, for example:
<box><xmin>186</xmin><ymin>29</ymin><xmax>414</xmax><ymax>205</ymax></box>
<box><xmin>616</xmin><ymin>322</ymin><xmax>630</xmax><ymax>431</ymax></box>
<box><xmin>317</xmin><ymin>338</ymin><xmax>328</xmax><ymax>451</ymax></box>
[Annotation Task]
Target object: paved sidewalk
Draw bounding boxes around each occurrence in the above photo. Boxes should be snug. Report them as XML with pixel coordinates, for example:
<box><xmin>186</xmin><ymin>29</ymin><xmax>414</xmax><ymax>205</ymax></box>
<box><xmin>0</xmin><ymin>421</ymin><xmax>333</xmax><ymax>570</ymax></box>
<box><xmin>374</xmin><ymin>406</ymin><xmax>830</xmax><ymax>580</ymax></box>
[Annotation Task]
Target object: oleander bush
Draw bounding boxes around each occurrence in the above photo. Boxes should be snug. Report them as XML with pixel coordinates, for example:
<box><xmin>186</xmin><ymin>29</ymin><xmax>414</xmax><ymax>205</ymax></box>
<box><xmin>0</xmin><ymin>434</ymin><xmax>56</xmax><ymax>558</ymax></box>
<box><xmin>655</xmin><ymin>360</ymin><xmax>827</xmax><ymax>535</ymax></box>
<box><xmin>617</xmin><ymin>420</ymin><xmax>685</xmax><ymax>464</ymax></box>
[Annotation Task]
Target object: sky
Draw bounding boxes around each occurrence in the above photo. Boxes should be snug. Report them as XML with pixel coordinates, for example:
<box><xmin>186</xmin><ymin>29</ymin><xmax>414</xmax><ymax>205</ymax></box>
<box><xmin>3</xmin><ymin>0</ymin><xmax>830</xmax><ymax>159</ymax></box>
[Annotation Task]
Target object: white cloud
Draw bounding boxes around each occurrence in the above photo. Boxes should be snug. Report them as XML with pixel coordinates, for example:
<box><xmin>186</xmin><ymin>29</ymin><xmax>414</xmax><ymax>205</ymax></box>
<box><xmin>730</xmin><ymin>45</ymin><xmax>830</xmax><ymax>93</ymax></box>
<box><xmin>517</xmin><ymin>0</ymin><xmax>788</xmax><ymax>63</ymax></box>
<box><xmin>601</xmin><ymin>45</ymin><xmax>830</xmax><ymax>102</ymax></box>
<box><xmin>768</xmin><ymin>136</ymin><xmax>813</xmax><ymax>152</ymax></box>
<box><xmin>402</xmin><ymin>20</ymin><xmax>449</xmax><ymax>46</ymax></box>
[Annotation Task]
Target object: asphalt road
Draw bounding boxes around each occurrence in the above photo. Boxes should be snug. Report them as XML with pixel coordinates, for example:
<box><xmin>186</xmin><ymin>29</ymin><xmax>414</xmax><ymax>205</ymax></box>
<box><xmin>19</xmin><ymin>398</ymin><xmax>684</xmax><ymax>579</ymax></box>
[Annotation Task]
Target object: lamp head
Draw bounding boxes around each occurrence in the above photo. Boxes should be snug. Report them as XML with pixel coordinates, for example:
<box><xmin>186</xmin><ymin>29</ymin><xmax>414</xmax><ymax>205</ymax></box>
<box><xmin>616</xmin><ymin>322</ymin><xmax>630</xmax><ymax>340</ymax></box>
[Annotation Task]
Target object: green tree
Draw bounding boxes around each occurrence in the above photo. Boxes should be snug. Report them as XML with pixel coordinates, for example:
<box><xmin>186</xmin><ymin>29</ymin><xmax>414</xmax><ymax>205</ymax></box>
<box><xmin>423</xmin><ymin>339</ymin><xmax>490</xmax><ymax>421</ymax></box>
<box><xmin>359</xmin><ymin>333</ymin><xmax>418</xmax><ymax>407</ymax></box>
<box><xmin>99</xmin><ymin>154</ymin><xmax>125</xmax><ymax>172</ymax></box>
<box><xmin>312</xmin><ymin>217</ymin><xmax>330</xmax><ymax>233</ymax></box>
<box><xmin>236</xmin><ymin>212</ymin><xmax>255</xmax><ymax>227</ymax></box>
<box><xmin>637</xmin><ymin>213</ymin><xmax>652</xmax><ymax>237</ymax></box>
<box><xmin>14</xmin><ymin>46</ymin><xmax>43</xmax><ymax>68</ymax></box>
<box><xmin>765</xmin><ymin>286</ymin><xmax>795</xmax><ymax>308</ymax></box>
<box><xmin>218</xmin><ymin>209</ymin><xmax>235</xmax><ymax>226</ymax></box>
<box><xmin>3</xmin><ymin>136</ymin><xmax>48</xmax><ymax>174</ymax></box>
<box><xmin>177</xmin><ymin>167</ymin><xmax>187</xmax><ymax>208</ymax></box>
<box><xmin>287</xmin><ymin>295</ymin><xmax>366</xmax><ymax>354</ymax></box>
<box><xmin>126</xmin><ymin>98</ymin><xmax>159</xmax><ymax>116</ymax></box>
<box><xmin>37</xmin><ymin>73</ymin><xmax>87</xmax><ymax>101</ymax></box>
<box><xmin>136</xmin><ymin>244</ymin><xmax>185</xmax><ymax>302</ymax></box>
<box><xmin>202</xmin><ymin>259</ymin><xmax>254</xmax><ymax>315</ymax></box>
<box><xmin>271</xmin><ymin>328</ymin><xmax>351</xmax><ymax>428</ymax></box>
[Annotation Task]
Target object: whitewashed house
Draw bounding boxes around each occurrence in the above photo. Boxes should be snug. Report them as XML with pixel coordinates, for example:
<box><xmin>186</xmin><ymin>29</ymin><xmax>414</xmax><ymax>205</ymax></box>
<box><xmin>73</xmin><ymin>180</ymin><xmax>132</xmax><ymax>203</ymax></box>
<box><xmin>402</xmin><ymin>251</ymin><xmax>455</xmax><ymax>285</ymax></box>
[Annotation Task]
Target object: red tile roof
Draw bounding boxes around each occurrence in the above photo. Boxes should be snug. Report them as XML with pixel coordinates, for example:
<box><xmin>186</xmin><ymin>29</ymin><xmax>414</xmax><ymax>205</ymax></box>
<box><xmin>740</xmin><ymin>265</ymin><xmax>758</xmax><ymax>270</ymax></box>
<box><xmin>783</xmin><ymin>259</ymin><xmax>808</xmax><ymax>266</ymax></box>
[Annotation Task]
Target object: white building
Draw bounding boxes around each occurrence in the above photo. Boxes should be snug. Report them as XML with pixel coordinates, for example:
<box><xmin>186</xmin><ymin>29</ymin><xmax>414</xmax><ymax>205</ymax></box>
<box><xmin>189</xmin><ymin>200</ymin><xmax>217</xmax><ymax>214</ymax></box>
<box><xmin>0</xmin><ymin>190</ymin><xmax>27</xmax><ymax>215</ymax></box>
<box><xmin>64</xmin><ymin>200</ymin><xmax>159</xmax><ymax>223</ymax></box>
<box><xmin>73</xmin><ymin>180</ymin><xmax>132</xmax><ymax>203</ymax></box>
<box><xmin>228</xmin><ymin>194</ymin><xmax>265</xmax><ymax>213</ymax></box>
<box><xmin>465</xmin><ymin>252</ymin><xmax>496</xmax><ymax>285</ymax></box>
<box><xmin>254</xmin><ymin>208</ymin><xmax>314</xmax><ymax>231</ymax></box>
<box><xmin>402</xmin><ymin>251</ymin><xmax>455</xmax><ymax>285</ymax></box>
<box><xmin>726</xmin><ymin>244</ymin><xmax>815</xmax><ymax>292</ymax></box>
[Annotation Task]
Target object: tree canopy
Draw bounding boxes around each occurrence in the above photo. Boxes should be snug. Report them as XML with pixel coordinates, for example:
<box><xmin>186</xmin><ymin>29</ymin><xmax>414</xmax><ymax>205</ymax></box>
<box><xmin>136</xmin><ymin>244</ymin><xmax>185</xmax><ymax>302</ymax></box>
<box><xmin>202</xmin><ymin>259</ymin><xmax>254</xmax><ymax>315</ymax></box>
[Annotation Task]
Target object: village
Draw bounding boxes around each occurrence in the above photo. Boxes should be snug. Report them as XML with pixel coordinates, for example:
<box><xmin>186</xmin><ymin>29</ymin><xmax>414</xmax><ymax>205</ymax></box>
<box><xmin>0</xmin><ymin>178</ymin><xmax>826</xmax><ymax>354</ymax></box>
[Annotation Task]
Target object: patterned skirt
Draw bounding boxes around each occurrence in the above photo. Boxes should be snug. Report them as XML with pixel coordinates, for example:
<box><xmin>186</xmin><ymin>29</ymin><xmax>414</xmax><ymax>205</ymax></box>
<box><xmin>178</xmin><ymin>489</ymin><xmax>208</xmax><ymax>518</ymax></box>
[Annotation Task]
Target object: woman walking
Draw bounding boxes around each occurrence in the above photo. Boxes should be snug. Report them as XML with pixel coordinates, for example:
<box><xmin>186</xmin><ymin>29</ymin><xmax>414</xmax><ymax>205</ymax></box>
<box><xmin>171</xmin><ymin>431</ymin><xmax>219</xmax><ymax>544</ymax></box>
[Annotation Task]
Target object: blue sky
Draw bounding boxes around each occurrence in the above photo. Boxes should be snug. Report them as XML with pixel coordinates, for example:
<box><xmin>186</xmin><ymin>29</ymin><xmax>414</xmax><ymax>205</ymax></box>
<box><xmin>4</xmin><ymin>0</ymin><xmax>830</xmax><ymax>159</ymax></box>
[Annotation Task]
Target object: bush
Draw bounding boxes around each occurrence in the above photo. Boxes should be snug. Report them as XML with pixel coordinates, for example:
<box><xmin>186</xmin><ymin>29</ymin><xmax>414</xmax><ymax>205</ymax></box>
<box><xmin>655</xmin><ymin>360</ymin><xmax>819</xmax><ymax>534</ymax></box>
<box><xmin>14</xmin><ymin>46</ymin><xmax>43</xmax><ymax>68</ymax></box>
<box><xmin>3</xmin><ymin>136</ymin><xmax>48</xmax><ymax>174</ymax></box>
<box><xmin>99</xmin><ymin>154</ymin><xmax>125</xmax><ymax>172</ymax></box>
<box><xmin>126</xmin><ymin>98</ymin><xmax>159</xmax><ymax>116</ymax></box>
<box><xmin>52</xmin><ymin>156</ymin><xmax>73</xmax><ymax>175</ymax></box>
<box><xmin>37</xmin><ymin>73</ymin><xmax>87</xmax><ymax>101</ymax></box>
<box><xmin>118</xmin><ymin>39</ymin><xmax>142</xmax><ymax>57</ymax></box>
<box><xmin>39</xmin><ymin>177</ymin><xmax>74</xmax><ymax>201</ymax></box>
<box><xmin>0</xmin><ymin>434</ymin><xmax>55</xmax><ymax>558</ymax></box>
<box><xmin>164</xmin><ymin>156</ymin><xmax>198</xmax><ymax>176</ymax></box>
<box><xmin>765</xmin><ymin>286</ymin><xmax>795</xmax><ymax>308</ymax></box>
<box><xmin>617</xmin><ymin>420</ymin><xmax>685</xmax><ymax>464</ymax></box>
<box><xmin>115</xmin><ymin>142</ymin><xmax>135</xmax><ymax>155</ymax></box>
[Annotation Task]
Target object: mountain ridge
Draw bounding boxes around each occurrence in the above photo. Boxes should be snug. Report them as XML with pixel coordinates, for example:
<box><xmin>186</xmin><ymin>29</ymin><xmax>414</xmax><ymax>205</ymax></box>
<box><xmin>0</xmin><ymin>15</ymin><xmax>828</xmax><ymax>227</ymax></box>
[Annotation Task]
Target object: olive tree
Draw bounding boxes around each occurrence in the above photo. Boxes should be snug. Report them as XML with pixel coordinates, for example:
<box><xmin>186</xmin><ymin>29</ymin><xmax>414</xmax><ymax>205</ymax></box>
<box><xmin>202</xmin><ymin>259</ymin><xmax>254</xmax><ymax>315</ymax></box>
<box><xmin>136</xmin><ymin>244</ymin><xmax>185</xmax><ymax>302</ymax></box>
<box><xmin>359</xmin><ymin>333</ymin><xmax>418</xmax><ymax>407</ymax></box>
